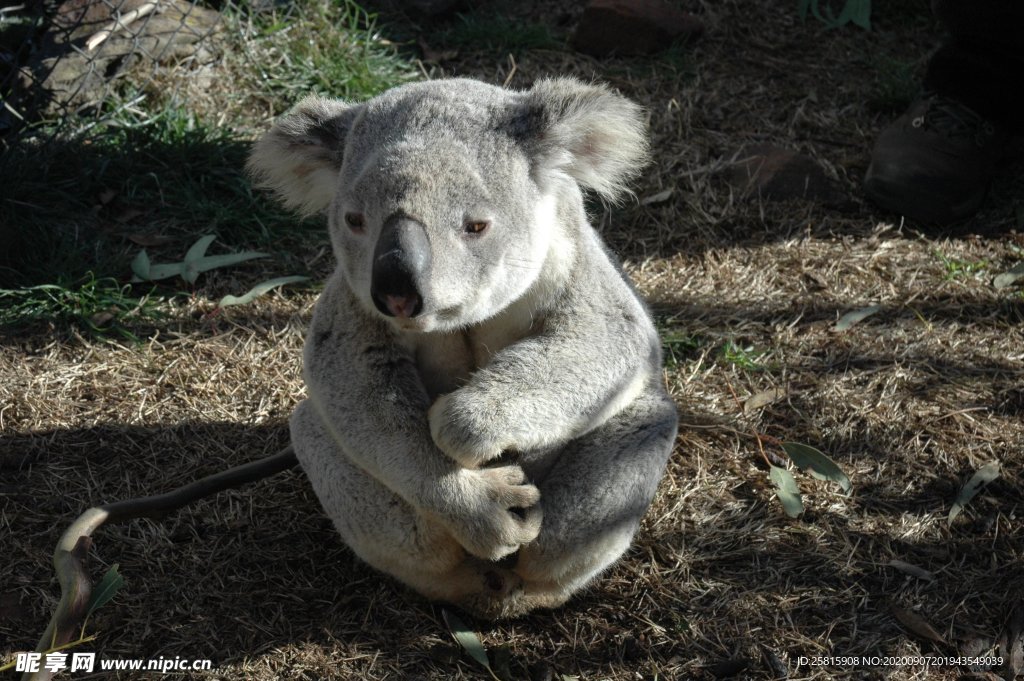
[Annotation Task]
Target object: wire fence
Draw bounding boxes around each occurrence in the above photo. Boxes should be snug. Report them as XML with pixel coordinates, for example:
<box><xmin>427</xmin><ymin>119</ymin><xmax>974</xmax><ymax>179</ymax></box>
<box><xmin>1</xmin><ymin>0</ymin><xmax>224</xmax><ymax>140</ymax></box>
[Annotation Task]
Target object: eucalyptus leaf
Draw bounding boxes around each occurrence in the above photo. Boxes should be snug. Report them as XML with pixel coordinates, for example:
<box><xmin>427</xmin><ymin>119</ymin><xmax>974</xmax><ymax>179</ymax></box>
<box><xmin>743</xmin><ymin>387</ymin><xmax>787</xmax><ymax>414</ymax></box>
<box><xmin>183</xmin><ymin>235</ymin><xmax>233</xmax><ymax>284</ymax></box>
<box><xmin>131</xmin><ymin>235</ymin><xmax>269</xmax><ymax>284</ymax></box>
<box><xmin>84</xmin><ymin>564</ymin><xmax>124</xmax><ymax>620</ymax></box>
<box><xmin>887</xmin><ymin>559</ymin><xmax>934</xmax><ymax>582</ymax></box>
<box><xmin>993</xmin><ymin>261</ymin><xmax>1024</xmax><ymax>289</ymax></box>
<box><xmin>781</xmin><ymin>442</ymin><xmax>852</xmax><ymax>494</ymax></box>
<box><xmin>891</xmin><ymin>604</ymin><xmax>946</xmax><ymax>644</ymax></box>
<box><xmin>834</xmin><ymin>304</ymin><xmax>882</xmax><ymax>331</ymax></box>
<box><xmin>146</xmin><ymin>263</ymin><xmax>187</xmax><ymax>281</ymax></box>
<box><xmin>640</xmin><ymin>188</ymin><xmax>674</xmax><ymax>205</ymax></box>
<box><xmin>130</xmin><ymin>250</ymin><xmax>151</xmax><ymax>281</ymax></box>
<box><xmin>132</xmin><ymin>260</ymin><xmax>186</xmax><ymax>282</ymax></box>
<box><xmin>218</xmin><ymin>276</ymin><xmax>309</xmax><ymax>307</ymax></box>
<box><xmin>770</xmin><ymin>466</ymin><xmax>804</xmax><ymax>518</ymax></box>
<box><xmin>442</xmin><ymin>608</ymin><xmax>492</xmax><ymax>673</ymax></box>
<box><xmin>183</xmin><ymin>234</ymin><xmax>217</xmax><ymax>267</ymax></box>
<box><xmin>948</xmin><ymin>461</ymin><xmax>1000</xmax><ymax>524</ymax></box>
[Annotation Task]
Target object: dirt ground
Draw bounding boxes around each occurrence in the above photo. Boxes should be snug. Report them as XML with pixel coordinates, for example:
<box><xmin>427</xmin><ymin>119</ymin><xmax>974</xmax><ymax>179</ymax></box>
<box><xmin>3</xmin><ymin>0</ymin><xmax>1023</xmax><ymax>679</ymax></box>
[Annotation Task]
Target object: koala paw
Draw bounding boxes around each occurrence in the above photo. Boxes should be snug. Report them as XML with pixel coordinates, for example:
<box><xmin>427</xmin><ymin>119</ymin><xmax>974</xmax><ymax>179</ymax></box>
<box><xmin>428</xmin><ymin>392</ymin><xmax>506</xmax><ymax>468</ymax></box>
<box><xmin>440</xmin><ymin>464</ymin><xmax>542</xmax><ymax>562</ymax></box>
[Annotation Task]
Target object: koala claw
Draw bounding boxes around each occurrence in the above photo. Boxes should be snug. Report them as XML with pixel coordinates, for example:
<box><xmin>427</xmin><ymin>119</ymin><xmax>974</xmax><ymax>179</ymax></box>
<box><xmin>428</xmin><ymin>392</ymin><xmax>505</xmax><ymax>469</ymax></box>
<box><xmin>442</xmin><ymin>465</ymin><xmax>542</xmax><ymax>561</ymax></box>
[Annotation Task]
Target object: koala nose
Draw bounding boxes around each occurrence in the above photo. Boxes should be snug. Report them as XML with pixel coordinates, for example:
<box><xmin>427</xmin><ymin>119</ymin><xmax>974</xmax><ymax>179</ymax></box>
<box><xmin>371</xmin><ymin>214</ymin><xmax>430</xmax><ymax>319</ymax></box>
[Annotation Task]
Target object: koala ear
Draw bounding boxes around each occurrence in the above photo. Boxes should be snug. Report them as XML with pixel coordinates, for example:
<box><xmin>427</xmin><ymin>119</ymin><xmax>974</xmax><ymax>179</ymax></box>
<box><xmin>508</xmin><ymin>77</ymin><xmax>650</xmax><ymax>201</ymax></box>
<box><xmin>247</xmin><ymin>96</ymin><xmax>361</xmax><ymax>216</ymax></box>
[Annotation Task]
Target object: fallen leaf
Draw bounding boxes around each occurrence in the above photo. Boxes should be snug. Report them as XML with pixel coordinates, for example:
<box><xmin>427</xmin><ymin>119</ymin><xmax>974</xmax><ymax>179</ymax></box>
<box><xmin>84</xmin><ymin>564</ymin><xmax>125</xmax><ymax>622</ymax></box>
<box><xmin>949</xmin><ymin>461</ymin><xmax>1001</xmax><ymax>524</ymax></box>
<box><xmin>833</xmin><ymin>304</ymin><xmax>883</xmax><ymax>331</ymax></box>
<box><xmin>770</xmin><ymin>465</ymin><xmax>803</xmax><ymax>518</ymax></box>
<box><xmin>132</xmin><ymin>236</ymin><xmax>269</xmax><ymax>283</ymax></box>
<box><xmin>887</xmin><ymin>559</ymin><xmax>934</xmax><ymax>582</ymax></box>
<box><xmin>891</xmin><ymin>604</ymin><xmax>947</xmax><ymax>644</ymax></box>
<box><xmin>993</xmin><ymin>261</ymin><xmax>1024</xmax><ymax>289</ymax></box>
<box><xmin>218</xmin><ymin>276</ymin><xmax>309</xmax><ymax>307</ymax></box>
<box><xmin>803</xmin><ymin>271</ymin><xmax>828</xmax><ymax>291</ymax></box>
<box><xmin>442</xmin><ymin>609</ymin><xmax>494</xmax><ymax>675</ymax></box>
<box><xmin>781</xmin><ymin>442</ymin><xmax>852</xmax><ymax>494</ymax></box>
<box><xmin>744</xmin><ymin>387</ymin><xmax>787</xmax><ymax>414</ymax></box>
<box><xmin>182</xmin><ymin>234</ymin><xmax>218</xmax><ymax>283</ymax></box>
<box><xmin>131</xmin><ymin>249</ymin><xmax>151</xmax><ymax>280</ymax></box>
<box><xmin>640</xmin><ymin>188</ymin><xmax>674</xmax><ymax>205</ymax></box>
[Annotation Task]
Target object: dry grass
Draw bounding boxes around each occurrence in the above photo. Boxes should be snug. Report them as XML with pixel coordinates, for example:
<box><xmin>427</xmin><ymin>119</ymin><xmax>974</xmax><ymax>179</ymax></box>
<box><xmin>3</xmin><ymin>0</ymin><xmax>1024</xmax><ymax>679</ymax></box>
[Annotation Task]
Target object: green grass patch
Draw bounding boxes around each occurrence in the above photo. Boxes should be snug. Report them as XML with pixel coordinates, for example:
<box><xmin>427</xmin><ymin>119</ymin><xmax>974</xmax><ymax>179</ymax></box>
<box><xmin>719</xmin><ymin>341</ymin><xmax>766</xmax><ymax>371</ymax></box>
<box><xmin>234</xmin><ymin>0</ymin><xmax>418</xmax><ymax>105</ymax></box>
<box><xmin>0</xmin><ymin>276</ymin><xmax>163</xmax><ymax>340</ymax></box>
<box><xmin>1</xmin><ymin>0</ymin><xmax>422</xmax><ymax>292</ymax></box>
<box><xmin>661</xmin><ymin>329</ymin><xmax>704</xmax><ymax>369</ymax></box>
<box><xmin>0</xmin><ymin>107</ymin><xmax>310</xmax><ymax>290</ymax></box>
<box><xmin>1</xmin><ymin>0</ymin><xmax>421</xmax><ymax>336</ymax></box>
<box><xmin>935</xmin><ymin>251</ymin><xmax>989</xmax><ymax>280</ymax></box>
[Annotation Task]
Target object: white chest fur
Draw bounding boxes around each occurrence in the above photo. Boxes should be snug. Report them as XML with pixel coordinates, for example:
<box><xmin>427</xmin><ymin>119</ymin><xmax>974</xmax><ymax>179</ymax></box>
<box><xmin>400</xmin><ymin>299</ymin><xmax>542</xmax><ymax>399</ymax></box>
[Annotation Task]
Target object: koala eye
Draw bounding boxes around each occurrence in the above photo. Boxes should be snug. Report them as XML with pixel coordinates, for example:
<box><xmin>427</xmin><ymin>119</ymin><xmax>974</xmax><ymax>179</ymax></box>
<box><xmin>464</xmin><ymin>220</ymin><xmax>490</xmax><ymax>235</ymax></box>
<box><xmin>344</xmin><ymin>212</ymin><xmax>365</xmax><ymax>232</ymax></box>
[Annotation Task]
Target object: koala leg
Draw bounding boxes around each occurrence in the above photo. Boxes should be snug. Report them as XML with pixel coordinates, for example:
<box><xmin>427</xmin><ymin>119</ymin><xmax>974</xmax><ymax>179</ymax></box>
<box><xmin>290</xmin><ymin>401</ymin><xmax>523</xmax><ymax>608</ymax></box>
<box><xmin>510</xmin><ymin>378</ymin><xmax>678</xmax><ymax>616</ymax></box>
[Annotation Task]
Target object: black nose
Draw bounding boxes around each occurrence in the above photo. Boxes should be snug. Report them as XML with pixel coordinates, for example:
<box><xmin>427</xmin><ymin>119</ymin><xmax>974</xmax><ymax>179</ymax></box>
<box><xmin>371</xmin><ymin>214</ymin><xmax>430</xmax><ymax>319</ymax></box>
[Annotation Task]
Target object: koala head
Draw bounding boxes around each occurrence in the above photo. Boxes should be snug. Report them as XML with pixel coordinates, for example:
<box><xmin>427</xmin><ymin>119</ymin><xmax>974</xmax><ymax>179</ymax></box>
<box><xmin>248</xmin><ymin>77</ymin><xmax>648</xmax><ymax>333</ymax></box>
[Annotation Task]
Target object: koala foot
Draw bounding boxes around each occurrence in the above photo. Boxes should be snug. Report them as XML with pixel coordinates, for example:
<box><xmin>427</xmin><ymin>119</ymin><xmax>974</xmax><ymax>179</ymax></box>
<box><xmin>454</xmin><ymin>560</ymin><xmax>524</xmax><ymax>620</ymax></box>
<box><xmin>453</xmin><ymin>557</ymin><xmax>577</xmax><ymax>619</ymax></box>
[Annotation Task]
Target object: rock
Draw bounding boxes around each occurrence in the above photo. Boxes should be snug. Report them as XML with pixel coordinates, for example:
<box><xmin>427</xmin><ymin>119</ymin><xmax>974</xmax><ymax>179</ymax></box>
<box><xmin>16</xmin><ymin>0</ymin><xmax>223</xmax><ymax>117</ymax></box>
<box><xmin>724</xmin><ymin>144</ymin><xmax>847</xmax><ymax>205</ymax></box>
<box><xmin>571</xmin><ymin>0</ymin><xmax>704</xmax><ymax>56</ymax></box>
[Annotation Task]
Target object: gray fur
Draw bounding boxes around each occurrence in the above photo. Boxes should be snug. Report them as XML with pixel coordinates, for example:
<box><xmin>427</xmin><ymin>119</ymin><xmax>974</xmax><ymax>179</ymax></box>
<box><xmin>249</xmin><ymin>77</ymin><xmax>677</xmax><ymax>618</ymax></box>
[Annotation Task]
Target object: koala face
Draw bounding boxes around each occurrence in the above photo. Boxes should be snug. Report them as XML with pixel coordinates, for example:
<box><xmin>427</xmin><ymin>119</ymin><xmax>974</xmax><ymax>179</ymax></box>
<box><xmin>328</xmin><ymin>82</ymin><xmax>556</xmax><ymax>333</ymax></box>
<box><xmin>249</xmin><ymin>78</ymin><xmax>648</xmax><ymax>333</ymax></box>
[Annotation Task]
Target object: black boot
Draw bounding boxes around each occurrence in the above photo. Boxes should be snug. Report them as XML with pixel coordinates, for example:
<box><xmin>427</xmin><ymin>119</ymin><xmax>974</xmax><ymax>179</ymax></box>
<box><xmin>863</xmin><ymin>92</ymin><xmax>1010</xmax><ymax>226</ymax></box>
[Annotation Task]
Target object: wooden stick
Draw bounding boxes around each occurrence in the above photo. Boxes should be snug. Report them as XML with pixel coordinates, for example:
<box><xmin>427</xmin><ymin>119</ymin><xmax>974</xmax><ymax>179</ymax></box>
<box><xmin>85</xmin><ymin>1</ymin><xmax>159</xmax><ymax>53</ymax></box>
<box><xmin>23</xmin><ymin>446</ymin><xmax>298</xmax><ymax>681</ymax></box>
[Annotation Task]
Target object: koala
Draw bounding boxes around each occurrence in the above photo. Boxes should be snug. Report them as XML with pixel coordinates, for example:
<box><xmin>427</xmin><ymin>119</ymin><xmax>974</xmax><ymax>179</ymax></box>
<box><xmin>247</xmin><ymin>77</ymin><xmax>678</xmax><ymax>618</ymax></box>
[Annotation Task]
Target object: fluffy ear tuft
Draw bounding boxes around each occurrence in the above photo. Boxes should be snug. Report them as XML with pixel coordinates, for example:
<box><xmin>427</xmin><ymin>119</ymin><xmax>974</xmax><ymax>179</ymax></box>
<box><xmin>247</xmin><ymin>96</ymin><xmax>361</xmax><ymax>216</ymax></box>
<box><xmin>508</xmin><ymin>77</ymin><xmax>650</xmax><ymax>201</ymax></box>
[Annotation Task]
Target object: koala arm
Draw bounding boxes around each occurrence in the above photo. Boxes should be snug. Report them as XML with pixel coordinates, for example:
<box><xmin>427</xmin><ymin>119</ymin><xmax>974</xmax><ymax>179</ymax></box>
<box><xmin>429</xmin><ymin>244</ymin><xmax>664</xmax><ymax>468</ymax></box>
<box><xmin>297</xmin><ymin>275</ymin><xmax>541</xmax><ymax>560</ymax></box>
